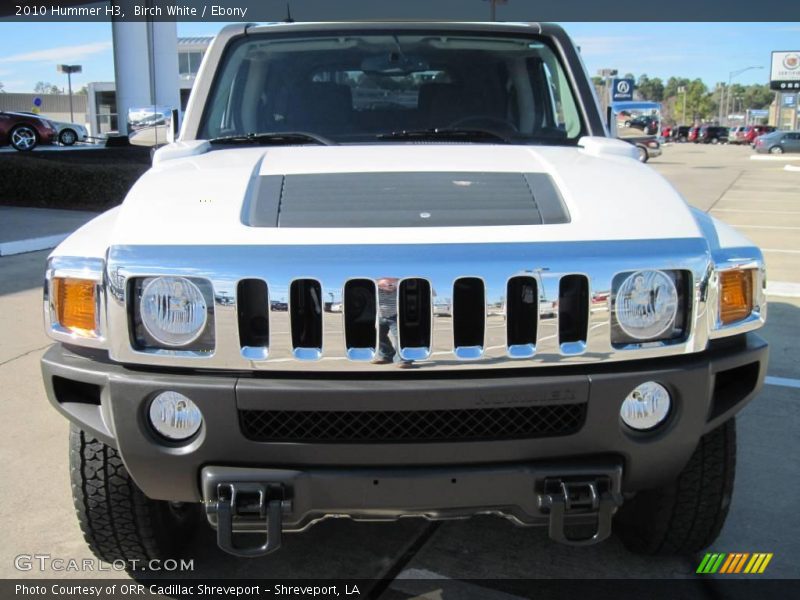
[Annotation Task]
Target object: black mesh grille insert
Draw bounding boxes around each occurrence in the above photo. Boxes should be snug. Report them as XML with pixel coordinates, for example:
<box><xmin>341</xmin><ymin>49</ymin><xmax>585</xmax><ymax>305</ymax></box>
<box><xmin>240</xmin><ymin>403</ymin><xmax>586</xmax><ymax>443</ymax></box>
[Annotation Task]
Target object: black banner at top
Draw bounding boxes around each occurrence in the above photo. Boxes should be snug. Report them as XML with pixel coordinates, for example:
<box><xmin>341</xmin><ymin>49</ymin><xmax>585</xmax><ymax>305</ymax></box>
<box><xmin>1</xmin><ymin>0</ymin><xmax>800</xmax><ymax>22</ymax></box>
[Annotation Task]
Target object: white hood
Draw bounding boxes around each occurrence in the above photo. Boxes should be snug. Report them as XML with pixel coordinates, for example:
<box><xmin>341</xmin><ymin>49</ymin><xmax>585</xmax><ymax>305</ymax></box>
<box><xmin>109</xmin><ymin>143</ymin><xmax>702</xmax><ymax>246</ymax></box>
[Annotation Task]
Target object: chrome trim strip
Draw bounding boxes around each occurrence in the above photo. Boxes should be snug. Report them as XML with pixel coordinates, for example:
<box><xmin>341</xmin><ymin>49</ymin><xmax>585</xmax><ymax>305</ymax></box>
<box><xmin>103</xmin><ymin>239</ymin><xmax>752</xmax><ymax>372</ymax></box>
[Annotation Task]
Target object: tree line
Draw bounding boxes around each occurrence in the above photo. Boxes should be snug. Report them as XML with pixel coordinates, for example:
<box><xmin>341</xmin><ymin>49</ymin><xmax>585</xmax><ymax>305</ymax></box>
<box><xmin>592</xmin><ymin>73</ymin><xmax>774</xmax><ymax>123</ymax></box>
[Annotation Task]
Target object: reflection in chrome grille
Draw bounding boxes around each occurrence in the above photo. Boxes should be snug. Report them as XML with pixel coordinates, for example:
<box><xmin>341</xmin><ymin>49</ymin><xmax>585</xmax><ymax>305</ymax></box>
<box><xmin>506</xmin><ymin>276</ymin><xmax>538</xmax><ymax>358</ymax></box>
<box><xmin>453</xmin><ymin>277</ymin><xmax>485</xmax><ymax>359</ymax></box>
<box><xmin>398</xmin><ymin>278</ymin><xmax>432</xmax><ymax>360</ymax></box>
<box><xmin>344</xmin><ymin>279</ymin><xmax>378</xmax><ymax>360</ymax></box>
<box><xmin>290</xmin><ymin>279</ymin><xmax>323</xmax><ymax>360</ymax></box>
<box><xmin>107</xmin><ymin>241</ymin><xmax>711</xmax><ymax>371</ymax></box>
<box><xmin>237</xmin><ymin>279</ymin><xmax>269</xmax><ymax>360</ymax></box>
<box><xmin>239</xmin><ymin>403</ymin><xmax>587</xmax><ymax>443</ymax></box>
<box><xmin>558</xmin><ymin>274</ymin><xmax>589</xmax><ymax>355</ymax></box>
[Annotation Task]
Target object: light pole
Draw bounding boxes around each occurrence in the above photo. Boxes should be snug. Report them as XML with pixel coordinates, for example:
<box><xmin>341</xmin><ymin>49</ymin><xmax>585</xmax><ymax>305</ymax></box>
<box><xmin>677</xmin><ymin>85</ymin><xmax>687</xmax><ymax>125</ymax></box>
<box><xmin>722</xmin><ymin>66</ymin><xmax>763</xmax><ymax>126</ymax></box>
<box><xmin>57</xmin><ymin>64</ymin><xmax>82</xmax><ymax>123</ymax></box>
<box><xmin>484</xmin><ymin>0</ymin><xmax>508</xmax><ymax>21</ymax></box>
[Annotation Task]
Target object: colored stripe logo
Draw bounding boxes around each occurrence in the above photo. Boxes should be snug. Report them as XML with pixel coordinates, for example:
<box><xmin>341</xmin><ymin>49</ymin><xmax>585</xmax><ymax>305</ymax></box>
<box><xmin>697</xmin><ymin>552</ymin><xmax>773</xmax><ymax>574</ymax></box>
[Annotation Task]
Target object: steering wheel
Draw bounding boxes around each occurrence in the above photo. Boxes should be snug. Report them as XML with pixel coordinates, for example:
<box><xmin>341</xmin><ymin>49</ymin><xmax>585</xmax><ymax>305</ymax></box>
<box><xmin>447</xmin><ymin>115</ymin><xmax>520</xmax><ymax>136</ymax></box>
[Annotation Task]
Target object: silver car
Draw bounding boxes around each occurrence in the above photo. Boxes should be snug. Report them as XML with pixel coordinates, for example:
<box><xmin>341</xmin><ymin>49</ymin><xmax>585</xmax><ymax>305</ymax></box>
<box><xmin>20</xmin><ymin>112</ymin><xmax>89</xmax><ymax>145</ymax></box>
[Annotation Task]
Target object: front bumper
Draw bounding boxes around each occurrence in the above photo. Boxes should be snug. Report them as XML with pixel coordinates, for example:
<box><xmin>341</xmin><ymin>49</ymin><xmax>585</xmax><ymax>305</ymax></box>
<box><xmin>43</xmin><ymin>333</ymin><xmax>767</xmax><ymax>517</ymax></box>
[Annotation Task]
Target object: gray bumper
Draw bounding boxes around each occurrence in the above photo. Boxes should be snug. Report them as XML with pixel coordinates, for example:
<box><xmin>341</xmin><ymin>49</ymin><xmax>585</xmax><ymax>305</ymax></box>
<box><xmin>42</xmin><ymin>335</ymin><xmax>767</xmax><ymax>506</ymax></box>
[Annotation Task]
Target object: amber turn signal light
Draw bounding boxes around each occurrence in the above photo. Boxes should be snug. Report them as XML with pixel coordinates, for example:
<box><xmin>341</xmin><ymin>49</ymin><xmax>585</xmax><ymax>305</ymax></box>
<box><xmin>53</xmin><ymin>277</ymin><xmax>97</xmax><ymax>335</ymax></box>
<box><xmin>719</xmin><ymin>270</ymin><xmax>754</xmax><ymax>325</ymax></box>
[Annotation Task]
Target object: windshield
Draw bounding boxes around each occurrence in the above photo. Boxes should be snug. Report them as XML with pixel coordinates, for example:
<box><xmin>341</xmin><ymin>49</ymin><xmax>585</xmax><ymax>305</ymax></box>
<box><xmin>198</xmin><ymin>31</ymin><xmax>584</xmax><ymax>144</ymax></box>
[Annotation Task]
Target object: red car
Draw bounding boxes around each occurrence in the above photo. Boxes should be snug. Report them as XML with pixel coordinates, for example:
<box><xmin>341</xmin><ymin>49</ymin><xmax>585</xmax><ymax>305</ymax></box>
<box><xmin>743</xmin><ymin>125</ymin><xmax>776</xmax><ymax>146</ymax></box>
<box><xmin>0</xmin><ymin>110</ymin><xmax>57</xmax><ymax>151</ymax></box>
<box><xmin>687</xmin><ymin>126</ymin><xmax>701</xmax><ymax>142</ymax></box>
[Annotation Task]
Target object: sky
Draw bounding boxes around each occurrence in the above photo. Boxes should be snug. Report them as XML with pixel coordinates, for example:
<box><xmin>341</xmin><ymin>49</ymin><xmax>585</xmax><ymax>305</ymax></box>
<box><xmin>0</xmin><ymin>21</ymin><xmax>798</xmax><ymax>93</ymax></box>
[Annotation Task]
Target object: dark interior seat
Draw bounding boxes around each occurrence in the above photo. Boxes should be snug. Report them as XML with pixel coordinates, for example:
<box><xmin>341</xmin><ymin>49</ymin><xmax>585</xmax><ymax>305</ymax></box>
<box><xmin>285</xmin><ymin>82</ymin><xmax>353</xmax><ymax>134</ymax></box>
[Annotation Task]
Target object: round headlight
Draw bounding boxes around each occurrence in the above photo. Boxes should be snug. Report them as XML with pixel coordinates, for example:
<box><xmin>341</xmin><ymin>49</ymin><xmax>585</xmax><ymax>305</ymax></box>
<box><xmin>615</xmin><ymin>270</ymin><xmax>678</xmax><ymax>340</ymax></box>
<box><xmin>620</xmin><ymin>381</ymin><xmax>671</xmax><ymax>431</ymax></box>
<box><xmin>140</xmin><ymin>276</ymin><xmax>207</xmax><ymax>347</ymax></box>
<box><xmin>149</xmin><ymin>391</ymin><xmax>203</xmax><ymax>441</ymax></box>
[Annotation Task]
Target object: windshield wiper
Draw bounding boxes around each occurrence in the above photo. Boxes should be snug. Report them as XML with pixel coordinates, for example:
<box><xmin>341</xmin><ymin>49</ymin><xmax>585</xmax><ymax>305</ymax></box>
<box><xmin>208</xmin><ymin>131</ymin><xmax>335</xmax><ymax>146</ymax></box>
<box><xmin>376</xmin><ymin>128</ymin><xmax>509</xmax><ymax>143</ymax></box>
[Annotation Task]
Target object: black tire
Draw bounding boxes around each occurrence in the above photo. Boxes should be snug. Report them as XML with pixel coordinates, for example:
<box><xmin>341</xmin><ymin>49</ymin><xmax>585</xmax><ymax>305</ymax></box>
<box><xmin>615</xmin><ymin>418</ymin><xmax>736</xmax><ymax>555</ymax></box>
<box><xmin>636</xmin><ymin>146</ymin><xmax>649</xmax><ymax>162</ymax></box>
<box><xmin>59</xmin><ymin>128</ymin><xmax>78</xmax><ymax>146</ymax></box>
<box><xmin>769</xmin><ymin>146</ymin><xmax>784</xmax><ymax>154</ymax></box>
<box><xmin>69</xmin><ymin>425</ymin><xmax>199</xmax><ymax>565</ymax></box>
<box><xmin>10</xmin><ymin>124</ymin><xmax>38</xmax><ymax>151</ymax></box>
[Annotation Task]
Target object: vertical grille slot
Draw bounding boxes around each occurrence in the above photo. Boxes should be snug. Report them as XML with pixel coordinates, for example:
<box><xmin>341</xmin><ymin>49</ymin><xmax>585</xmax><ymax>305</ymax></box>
<box><xmin>344</xmin><ymin>279</ymin><xmax>378</xmax><ymax>361</ymax></box>
<box><xmin>398</xmin><ymin>278</ymin><xmax>432</xmax><ymax>360</ymax></box>
<box><xmin>453</xmin><ymin>277</ymin><xmax>485</xmax><ymax>359</ymax></box>
<box><xmin>237</xmin><ymin>279</ymin><xmax>270</xmax><ymax>359</ymax></box>
<box><xmin>290</xmin><ymin>279</ymin><xmax>323</xmax><ymax>360</ymax></box>
<box><xmin>558</xmin><ymin>274</ymin><xmax>589</xmax><ymax>354</ymax></box>
<box><xmin>506</xmin><ymin>276</ymin><xmax>538</xmax><ymax>358</ymax></box>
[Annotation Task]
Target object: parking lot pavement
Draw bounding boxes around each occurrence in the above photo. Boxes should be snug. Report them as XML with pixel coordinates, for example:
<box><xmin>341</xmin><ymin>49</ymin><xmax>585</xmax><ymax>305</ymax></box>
<box><xmin>0</xmin><ymin>144</ymin><xmax>797</xmax><ymax>590</ymax></box>
<box><xmin>651</xmin><ymin>143</ymin><xmax>800</xmax><ymax>285</ymax></box>
<box><xmin>0</xmin><ymin>206</ymin><xmax>98</xmax><ymax>256</ymax></box>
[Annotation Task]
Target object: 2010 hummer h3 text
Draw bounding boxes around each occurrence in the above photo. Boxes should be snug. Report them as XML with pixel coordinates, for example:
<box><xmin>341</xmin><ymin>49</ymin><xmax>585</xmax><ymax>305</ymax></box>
<box><xmin>42</xmin><ymin>22</ymin><xmax>768</xmax><ymax>561</ymax></box>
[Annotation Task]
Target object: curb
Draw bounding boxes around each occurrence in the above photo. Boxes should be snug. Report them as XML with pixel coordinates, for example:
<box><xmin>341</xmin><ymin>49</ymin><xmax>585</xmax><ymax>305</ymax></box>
<box><xmin>749</xmin><ymin>154</ymin><xmax>800</xmax><ymax>161</ymax></box>
<box><xmin>0</xmin><ymin>233</ymin><xmax>66</xmax><ymax>257</ymax></box>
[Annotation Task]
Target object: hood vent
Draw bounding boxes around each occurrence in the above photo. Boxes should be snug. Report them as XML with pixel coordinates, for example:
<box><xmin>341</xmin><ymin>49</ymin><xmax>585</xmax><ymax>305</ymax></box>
<box><xmin>242</xmin><ymin>172</ymin><xmax>569</xmax><ymax>228</ymax></box>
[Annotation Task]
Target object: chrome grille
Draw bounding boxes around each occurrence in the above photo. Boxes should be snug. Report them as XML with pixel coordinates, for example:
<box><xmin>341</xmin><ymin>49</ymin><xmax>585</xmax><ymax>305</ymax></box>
<box><xmin>105</xmin><ymin>240</ymin><xmax>711</xmax><ymax>371</ymax></box>
<box><xmin>239</xmin><ymin>403</ymin><xmax>587</xmax><ymax>443</ymax></box>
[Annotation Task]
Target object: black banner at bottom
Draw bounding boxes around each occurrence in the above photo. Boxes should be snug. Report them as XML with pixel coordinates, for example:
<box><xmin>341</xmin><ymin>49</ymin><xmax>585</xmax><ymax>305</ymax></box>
<box><xmin>3</xmin><ymin>578</ymin><xmax>800</xmax><ymax>600</ymax></box>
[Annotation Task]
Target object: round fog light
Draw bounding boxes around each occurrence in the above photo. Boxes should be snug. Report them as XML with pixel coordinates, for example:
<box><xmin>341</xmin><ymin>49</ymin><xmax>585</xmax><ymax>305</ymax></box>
<box><xmin>149</xmin><ymin>391</ymin><xmax>203</xmax><ymax>441</ymax></box>
<box><xmin>620</xmin><ymin>382</ymin><xmax>671</xmax><ymax>431</ymax></box>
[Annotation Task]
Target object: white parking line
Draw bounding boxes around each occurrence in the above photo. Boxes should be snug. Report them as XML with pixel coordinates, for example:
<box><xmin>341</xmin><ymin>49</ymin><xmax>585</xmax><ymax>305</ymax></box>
<box><xmin>765</xmin><ymin>376</ymin><xmax>800</xmax><ymax>390</ymax></box>
<box><xmin>767</xmin><ymin>282</ymin><xmax>800</xmax><ymax>298</ymax></box>
<box><xmin>735</xmin><ymin>225</ymin><xmax>800</xmax><ymax>231</ymax></box>
<box><xmin>712</xmin><ymin>208</ymin><xmax>800</xmax><ymax>215</ymax></box>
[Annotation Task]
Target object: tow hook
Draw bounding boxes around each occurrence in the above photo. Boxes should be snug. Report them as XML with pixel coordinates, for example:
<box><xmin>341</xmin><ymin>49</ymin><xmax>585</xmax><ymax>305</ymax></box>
<box><xmin>207</xmin><ymin>482</ymin><xmax>289</xmax><ymax>557</ymax></box>
<box><xmin>537</xmin><ymin>477</ymin><xmax>623</xmax><ymax>546</ymax></box>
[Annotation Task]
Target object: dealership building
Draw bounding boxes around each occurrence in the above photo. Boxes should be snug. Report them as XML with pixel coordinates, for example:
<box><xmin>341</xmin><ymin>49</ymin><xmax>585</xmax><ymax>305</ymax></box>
<box><xmin>0</xmin><ymin>35</ymin><xmax>212</xmax><ymax>138</ymax></box>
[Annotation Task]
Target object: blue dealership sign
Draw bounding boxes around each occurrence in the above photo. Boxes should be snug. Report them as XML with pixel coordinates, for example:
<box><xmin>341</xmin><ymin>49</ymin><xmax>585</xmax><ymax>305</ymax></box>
<box><xmin>611</xmin><ymin>78</ymin><xmax>635</xmax><ymax>101</ymax></box>
<box><xmin>783</xmin><ymin>94</ymin><xmax>797</xmax><ymax>107</ymax></box>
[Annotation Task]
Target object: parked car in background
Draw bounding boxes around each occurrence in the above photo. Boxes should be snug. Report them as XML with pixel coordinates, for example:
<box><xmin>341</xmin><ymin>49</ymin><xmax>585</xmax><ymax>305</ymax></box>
<box><xmin>745</xmin><ymin>126</ymin><xmax>776</xmax><ymax>146</ymax></box>
<box><xmin>672</xmin><ymin>126</ymin><xmax>691</xmax><ymax>142</ymax></box>
<box><xmin>697</xmin><ymin>126</ymin><xmax>729</xmax><ymax>144</ymax></box>
<box><xmin>730</xmin><ymin>127</ymin><xmax>749</xmax><ymax>145</ymax></box>
<box><xmin>754</xmin><ymin>131</ymin><xmax>800</xmax><ymax>154</ymax></box>
<box><xmin>19</xmin><ymin>112</ymin><xmax>89</xmax><ymax>146</ymax></box>
<box><xmin>0</xmin><ymin>110</ymin><xmax>57</xmax><ymax>151</ymax></box>
<box><xmin>626</xmin><ymin>115</ymin><xmax>659</xmax><ymax>135</ymax></box>
<box><xmin>728</xmin><ymin>127</ymin><xmax>742</xmax><ymax>144</ymax></box>
<box><xmin>623</xmin><ymin>135</ymin><xmax>662</xmax><ymax>162</ymax></box>
<box><xmin>52</xmin><ymin>120</ymin><xmax>89</xmax><ymax>146</ymax></box>
<box><xmin>687</xmin><ymin>126</ymin><xmax>701</xmax><ymax>142</ymax></box>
